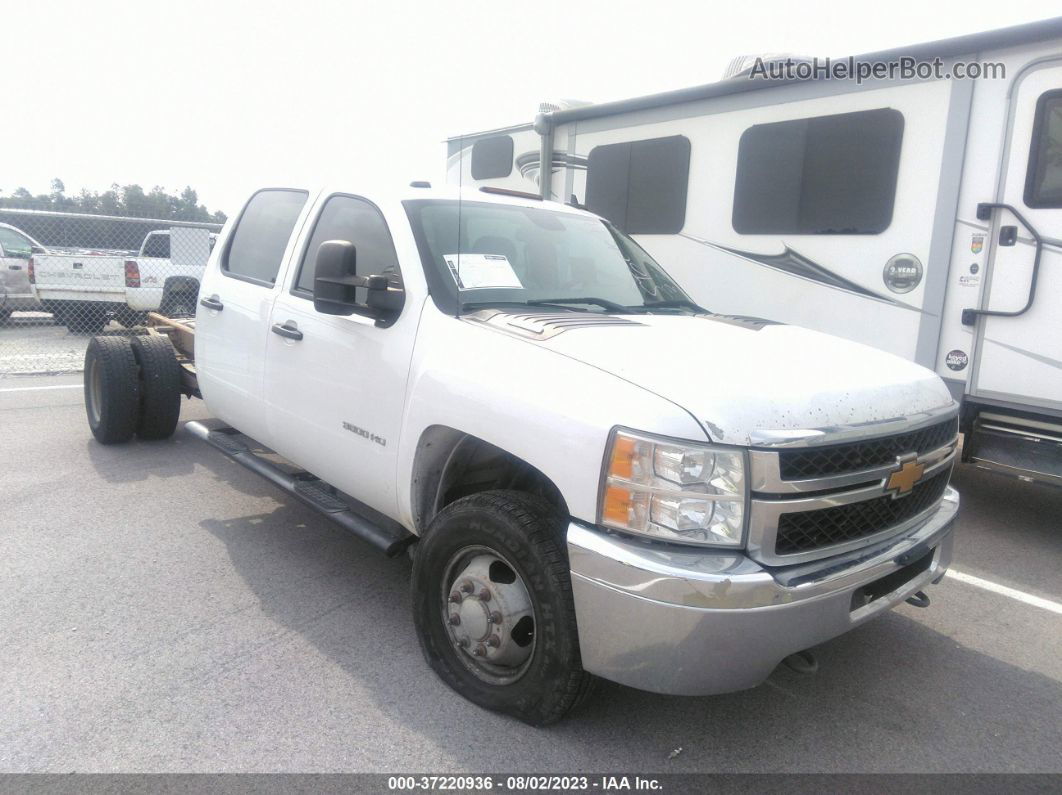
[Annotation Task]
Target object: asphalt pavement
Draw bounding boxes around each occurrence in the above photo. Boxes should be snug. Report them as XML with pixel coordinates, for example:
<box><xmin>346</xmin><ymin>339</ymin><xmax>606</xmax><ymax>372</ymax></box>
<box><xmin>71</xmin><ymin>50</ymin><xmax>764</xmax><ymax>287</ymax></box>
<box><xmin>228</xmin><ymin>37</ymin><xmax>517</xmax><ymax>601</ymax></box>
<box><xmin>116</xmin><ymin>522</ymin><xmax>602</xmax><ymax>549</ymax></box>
<box><xmin>1</xmin><ymin>375</ymin><xmax>1059</xmax><ymax>773</ymax></box>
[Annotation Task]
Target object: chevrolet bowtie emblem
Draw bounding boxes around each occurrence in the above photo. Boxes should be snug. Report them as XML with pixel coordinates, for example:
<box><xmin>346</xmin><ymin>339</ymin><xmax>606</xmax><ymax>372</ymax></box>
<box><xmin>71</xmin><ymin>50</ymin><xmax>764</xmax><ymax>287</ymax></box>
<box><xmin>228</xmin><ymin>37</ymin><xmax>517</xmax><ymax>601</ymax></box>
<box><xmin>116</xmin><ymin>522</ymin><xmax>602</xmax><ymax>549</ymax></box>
<box><xmin>885</xmin><ymin>454</ymin><xmax>925</xmax><ymax>498</ymax></box>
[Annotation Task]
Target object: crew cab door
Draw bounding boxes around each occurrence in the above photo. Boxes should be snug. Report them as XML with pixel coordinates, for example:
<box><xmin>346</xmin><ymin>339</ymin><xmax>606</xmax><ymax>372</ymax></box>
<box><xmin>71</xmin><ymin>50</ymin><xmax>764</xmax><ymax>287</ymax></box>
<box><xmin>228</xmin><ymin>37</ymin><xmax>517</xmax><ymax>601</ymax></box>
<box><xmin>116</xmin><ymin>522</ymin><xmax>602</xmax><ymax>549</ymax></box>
<box><xmin>195</xmin><ymin>188</ymin><xmax>311</xmax><ymax>444</ymax></box>
<box><xmin>263</xmin><ymin>194</ymin><xmax>416</xmax><ymax>519</ymax></box>
<box><xmin>969</xmin><ymin>66</ymin><xmax>1062</xmax><ymax>410</ymax></box>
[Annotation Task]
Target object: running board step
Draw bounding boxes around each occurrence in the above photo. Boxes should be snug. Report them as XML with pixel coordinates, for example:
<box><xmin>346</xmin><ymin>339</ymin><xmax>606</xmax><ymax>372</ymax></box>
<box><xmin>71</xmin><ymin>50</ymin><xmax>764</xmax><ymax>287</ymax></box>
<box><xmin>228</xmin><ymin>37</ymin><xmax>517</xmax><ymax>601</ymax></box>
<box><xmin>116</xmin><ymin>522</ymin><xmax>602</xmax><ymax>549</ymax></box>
<box><xmin>965</xmin><ymin>415</ymin><xmax>1062</xmax><ymax>488</ymax></box>
<box><xmin>185</xmin><ymin>421</ymin><xmax>415</xmax><ymax>557</ymax></box>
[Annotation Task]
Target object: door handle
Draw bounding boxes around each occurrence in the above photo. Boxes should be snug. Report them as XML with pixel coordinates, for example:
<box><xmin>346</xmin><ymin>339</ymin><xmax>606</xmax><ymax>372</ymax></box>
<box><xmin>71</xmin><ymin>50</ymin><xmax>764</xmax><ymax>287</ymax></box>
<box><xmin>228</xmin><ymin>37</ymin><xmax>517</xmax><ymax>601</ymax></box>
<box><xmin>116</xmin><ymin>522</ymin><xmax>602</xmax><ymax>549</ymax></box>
<box><xmin>962</xmin><ymin>202</ymin><xmax>1044</xmax><ymax>325</ymax></box>
<box><xmin>199</xmin><ymin>295</ymin><xmax>224</xmax><ymax>311</ymax></box>
<box><xmin>271</xmin><ymin>320</ymin><xmax>303</xmax><ymax>341</ymax></box>
<box><xmin>8</xmin><ymin>265</ymin><xmax>21</xmax><ymax>270</ymax></box>
<box><xmin>998</xmin><ymin>225</ymin><xmax>1017</xmax><ymax>246</ymax></box>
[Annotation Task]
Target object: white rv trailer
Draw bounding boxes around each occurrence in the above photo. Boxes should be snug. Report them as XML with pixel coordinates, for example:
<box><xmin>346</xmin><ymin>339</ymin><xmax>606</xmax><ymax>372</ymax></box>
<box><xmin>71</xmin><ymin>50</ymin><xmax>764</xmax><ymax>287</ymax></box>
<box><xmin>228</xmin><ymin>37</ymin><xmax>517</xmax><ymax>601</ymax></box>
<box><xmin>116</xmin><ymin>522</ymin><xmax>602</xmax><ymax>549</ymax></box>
<box><xmin>446</xmin><ymin>18</ymin><xmax>1062</xmax><ymax>488</ymax></box>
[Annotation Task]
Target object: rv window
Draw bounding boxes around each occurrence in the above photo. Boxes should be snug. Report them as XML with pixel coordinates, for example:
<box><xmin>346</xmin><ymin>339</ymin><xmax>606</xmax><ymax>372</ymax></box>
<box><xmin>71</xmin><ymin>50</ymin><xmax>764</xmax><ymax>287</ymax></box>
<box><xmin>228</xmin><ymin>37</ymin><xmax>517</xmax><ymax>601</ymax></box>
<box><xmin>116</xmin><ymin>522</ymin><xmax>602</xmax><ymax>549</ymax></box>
<box><xmin>586</xmin><ymin>136</ymin><xmax>690</xmax><ymax>234</ymax></box>
<box><xmin>1025</xmin><ymin>90</ymin><xmax>1062</xmax><ymax>209</ymax></box>
<box><xmin>471</xmin><ymin>136</ymin><xmax>515</xmax><ymax>180</ymax></box>
<box><xmin>223</xmin><ymin>189</ymin><xmax>308</xmax><ymax>285</ymax></box>
<box><xmin>732</xmin><ymin>108</ymin><xmax>904</xmax><ymax>235</ymax></box>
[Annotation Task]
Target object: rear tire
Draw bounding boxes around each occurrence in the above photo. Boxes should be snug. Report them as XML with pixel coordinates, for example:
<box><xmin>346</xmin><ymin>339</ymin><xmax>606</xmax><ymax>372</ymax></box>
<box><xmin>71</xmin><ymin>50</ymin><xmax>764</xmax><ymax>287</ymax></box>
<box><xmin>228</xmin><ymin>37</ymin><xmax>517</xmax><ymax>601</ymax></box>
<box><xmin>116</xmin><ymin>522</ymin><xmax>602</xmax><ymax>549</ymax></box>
<box><xmin>84</xmin><ymin>336</ymin><xmax>140</xmax><ymax>444</ymax></box>
<box><xmin>130</xmin><ymin>334</ymin><xmax>182</xmax><ymax>440</ymax></box>
<box><xmin>411</xmin><ymin>491</ymin><xmax>593</xmax><ymax>725</ymax></box>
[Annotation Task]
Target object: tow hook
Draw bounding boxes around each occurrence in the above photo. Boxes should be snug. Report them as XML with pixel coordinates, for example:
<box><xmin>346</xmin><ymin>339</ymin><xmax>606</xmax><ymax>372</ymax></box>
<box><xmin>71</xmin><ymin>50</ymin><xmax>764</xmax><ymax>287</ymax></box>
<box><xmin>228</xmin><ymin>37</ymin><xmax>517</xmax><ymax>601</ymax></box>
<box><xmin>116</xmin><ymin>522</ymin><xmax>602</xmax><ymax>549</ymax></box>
<box><xmin>782</xmin><ymin>649</ymin><xmax>819</xmax><ymax>675</ymax></box>
<box><xmin>905</xmin><ymin>590</ymin><xmax>931</xmax><ymax>608</ymax></box>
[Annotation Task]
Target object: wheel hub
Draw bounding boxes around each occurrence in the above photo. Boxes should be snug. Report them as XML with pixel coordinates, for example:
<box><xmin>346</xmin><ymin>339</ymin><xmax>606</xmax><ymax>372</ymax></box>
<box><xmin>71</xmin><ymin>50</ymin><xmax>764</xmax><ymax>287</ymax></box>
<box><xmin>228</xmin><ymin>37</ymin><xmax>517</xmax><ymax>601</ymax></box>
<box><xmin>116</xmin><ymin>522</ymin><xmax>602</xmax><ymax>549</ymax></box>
<box><xmin>444</xmin><ymin>552</ymin><xmax>535</xmax><ymax>676</ymax></box>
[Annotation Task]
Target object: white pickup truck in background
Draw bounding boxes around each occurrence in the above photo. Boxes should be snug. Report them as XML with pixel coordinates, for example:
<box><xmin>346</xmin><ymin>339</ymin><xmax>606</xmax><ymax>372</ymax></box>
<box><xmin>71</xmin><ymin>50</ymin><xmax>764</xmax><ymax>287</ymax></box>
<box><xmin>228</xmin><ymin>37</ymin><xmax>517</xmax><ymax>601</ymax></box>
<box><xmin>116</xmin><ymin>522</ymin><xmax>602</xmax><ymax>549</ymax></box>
<box><xmin>82</xmin><ymin>184</ymin><xmax>961</xmax><ymax>725</ymax></box>
<box><xmin>30</xmin><ymin>226</ymin><xmax>214</xmax><ymax>332</ymax></box>
<box><xmin>124</xmin><ymin>227</ymin><xmax>215</xmax><ymax>317</ymax></box>
<box><xmin>0</xmin><ymin>222</ymin><xmax>47</xmax><ymax>322</ymax></box>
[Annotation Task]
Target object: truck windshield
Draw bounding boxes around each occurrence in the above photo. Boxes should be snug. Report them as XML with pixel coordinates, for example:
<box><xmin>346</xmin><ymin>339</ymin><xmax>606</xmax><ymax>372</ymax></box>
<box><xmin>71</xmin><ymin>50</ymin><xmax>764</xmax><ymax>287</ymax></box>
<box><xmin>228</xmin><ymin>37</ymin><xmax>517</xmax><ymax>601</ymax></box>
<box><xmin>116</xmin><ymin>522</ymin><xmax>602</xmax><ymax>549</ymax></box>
<box><xmin>404</xmin><ymin>200</ymin><xmax>700</xmax><ymax>315</ymax></box>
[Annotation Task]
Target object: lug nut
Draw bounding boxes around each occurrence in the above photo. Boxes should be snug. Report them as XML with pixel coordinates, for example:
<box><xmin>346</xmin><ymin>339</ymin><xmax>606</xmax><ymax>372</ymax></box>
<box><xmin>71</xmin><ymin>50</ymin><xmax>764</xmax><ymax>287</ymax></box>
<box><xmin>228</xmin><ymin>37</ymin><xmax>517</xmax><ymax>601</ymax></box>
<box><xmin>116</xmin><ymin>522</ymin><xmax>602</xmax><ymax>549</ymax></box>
<box><xmin>490</xmin><ymin>611</ymin><xmax>503</xmax><ymax>625</ymax></box>
<box><xmin>487</xmin><ymin>635</ymin><xmax>501</xmax><ymax>648</ymax></box>
<box><xmin>458</xmin><ymin>638</ymin><xmax>470</xmax><ymax>648</ymax></box>
<box><xmin>473</xmin><ymin>645</ymin><xmax>487</xmax><ymax>657</ymax></box>
<box><xmin>448</xmin><ymin>614</ymin><xmax>461</xmax><ymax>626</ymax></box>
<box><xmin>448</xmin><ymin>592</ymin><xmax>463</xmax><ymax>604</ymax></box>
<box><xmin>460</xmin><ymin>581</ymin><xmax>475</xmax><ymax>595</ymax></box>
<box><xmin>479</xmin><ymin>588</ymin><xmax>491</xmax><ymax>602</ymax></box>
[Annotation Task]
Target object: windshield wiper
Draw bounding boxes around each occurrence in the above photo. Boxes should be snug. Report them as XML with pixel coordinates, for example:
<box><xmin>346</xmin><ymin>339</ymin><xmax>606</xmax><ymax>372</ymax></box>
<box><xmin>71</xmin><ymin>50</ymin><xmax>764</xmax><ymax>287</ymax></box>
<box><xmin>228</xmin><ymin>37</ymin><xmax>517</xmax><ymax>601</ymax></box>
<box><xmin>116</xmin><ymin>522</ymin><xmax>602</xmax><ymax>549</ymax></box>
<box><xmin>526</xmin><ymin>297</ymin><xmax>627</xmax><ymax>313</ymax></box>
<box><xmin>625</xmin><ymin>299</ymin><xmax>708</xmax><ymax>314</ymax></box>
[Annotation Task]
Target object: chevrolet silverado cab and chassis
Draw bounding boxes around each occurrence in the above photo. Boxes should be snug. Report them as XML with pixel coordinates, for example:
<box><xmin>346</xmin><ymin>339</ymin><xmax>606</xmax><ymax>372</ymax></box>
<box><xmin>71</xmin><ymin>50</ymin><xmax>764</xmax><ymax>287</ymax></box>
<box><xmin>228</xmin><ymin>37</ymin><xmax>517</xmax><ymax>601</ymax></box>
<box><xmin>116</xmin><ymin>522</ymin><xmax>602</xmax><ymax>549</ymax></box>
<box><xmin>82</xmin><ymin>184</ymin><xmax>960</xmax><ymax>725</ymax></box>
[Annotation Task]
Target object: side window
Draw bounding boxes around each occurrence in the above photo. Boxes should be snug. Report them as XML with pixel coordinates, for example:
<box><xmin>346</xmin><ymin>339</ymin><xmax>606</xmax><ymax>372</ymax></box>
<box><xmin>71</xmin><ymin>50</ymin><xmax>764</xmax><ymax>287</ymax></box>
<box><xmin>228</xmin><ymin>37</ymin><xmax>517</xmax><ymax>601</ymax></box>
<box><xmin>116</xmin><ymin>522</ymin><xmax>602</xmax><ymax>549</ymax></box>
<box><xmin>1025</xmin><ymin>89</ymin><xmax>1062</xmax><ymax>209</ymax></box>
<box><xmin>0</xmin><ymin>227</ymin><xmax>34</xmax><ymax>257</ymax></box>
<box><xmin>471</xmin><ymin>136</ymin><xmax>514</xmax><ymax>180</ymax></box>
<box><xmin>223</xmin><ymin>189</ymin><xmax>308</xmax><ymax>285</ymax></box>
<box><xmin>733</xmin><ymin>108</ymin><xmax>904</xmax><ymax>235</ymax></box>
<box><xmin>585</xmin><ymin>135</ymin><xmax>690</xmax><ymax>234</ymax></box>
<box><xmin>294</xmin><ymin>195</ymin><xmax>401</xmax><ymax>303</ymax></box>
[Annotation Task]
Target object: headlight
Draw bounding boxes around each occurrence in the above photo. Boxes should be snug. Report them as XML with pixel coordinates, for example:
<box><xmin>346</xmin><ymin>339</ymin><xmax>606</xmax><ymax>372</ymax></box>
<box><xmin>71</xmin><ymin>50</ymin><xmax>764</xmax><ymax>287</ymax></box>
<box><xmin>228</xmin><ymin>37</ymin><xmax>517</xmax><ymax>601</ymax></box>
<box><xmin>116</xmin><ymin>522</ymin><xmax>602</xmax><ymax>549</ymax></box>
<box><xmin>599</xmin><ymin>429</ymin><xmax>747</xmax><ymax>547</ymax></box>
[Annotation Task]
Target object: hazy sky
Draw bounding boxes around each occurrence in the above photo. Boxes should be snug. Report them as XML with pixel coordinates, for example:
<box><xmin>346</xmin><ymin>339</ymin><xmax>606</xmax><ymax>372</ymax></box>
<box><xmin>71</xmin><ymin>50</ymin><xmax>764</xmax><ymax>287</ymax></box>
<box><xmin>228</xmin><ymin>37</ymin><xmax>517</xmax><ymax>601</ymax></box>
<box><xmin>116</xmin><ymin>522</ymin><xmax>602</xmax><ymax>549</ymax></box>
<box><xmin>5</xmin><ymin>0</ymin><xmax>1060</xmax><ymax>215</ymax></box>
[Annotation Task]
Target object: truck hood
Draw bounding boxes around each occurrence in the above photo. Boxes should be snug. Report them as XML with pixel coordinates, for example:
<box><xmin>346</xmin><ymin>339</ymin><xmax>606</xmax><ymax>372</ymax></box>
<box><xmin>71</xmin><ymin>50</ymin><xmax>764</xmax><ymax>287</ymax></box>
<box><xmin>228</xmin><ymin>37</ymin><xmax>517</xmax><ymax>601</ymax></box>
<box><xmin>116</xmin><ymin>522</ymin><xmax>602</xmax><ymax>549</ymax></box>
<box><xmin>490</xmin><ymin>312</ymin><xmax>953</xmax><ymax>446</ymax></box>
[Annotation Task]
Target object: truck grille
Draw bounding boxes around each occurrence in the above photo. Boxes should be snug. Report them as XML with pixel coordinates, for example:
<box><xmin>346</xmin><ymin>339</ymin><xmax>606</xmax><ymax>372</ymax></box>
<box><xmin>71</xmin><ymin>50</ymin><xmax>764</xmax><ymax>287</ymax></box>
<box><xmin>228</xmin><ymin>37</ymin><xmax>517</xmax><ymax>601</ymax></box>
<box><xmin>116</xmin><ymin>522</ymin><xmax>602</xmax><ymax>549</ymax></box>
<box><xmin>774</xmin><ymin>469</ymin><xmax>951</xmax><ymax>555</ymax></box>
<box><xmin>778</xmin><ymin>418</ymin><xmax>958</xmax><ymax>480</ymax></box>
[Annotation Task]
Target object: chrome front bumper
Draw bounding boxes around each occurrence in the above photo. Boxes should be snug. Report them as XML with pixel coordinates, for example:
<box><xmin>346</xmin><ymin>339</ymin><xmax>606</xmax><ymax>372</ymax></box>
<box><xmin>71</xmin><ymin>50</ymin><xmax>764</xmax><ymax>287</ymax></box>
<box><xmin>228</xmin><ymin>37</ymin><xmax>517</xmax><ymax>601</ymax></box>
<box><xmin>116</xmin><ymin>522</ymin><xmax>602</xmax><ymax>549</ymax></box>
<box><xmin>567</xmin><ymin>486</ymin><xmax>958</xmax><ymax>696</ymax></box>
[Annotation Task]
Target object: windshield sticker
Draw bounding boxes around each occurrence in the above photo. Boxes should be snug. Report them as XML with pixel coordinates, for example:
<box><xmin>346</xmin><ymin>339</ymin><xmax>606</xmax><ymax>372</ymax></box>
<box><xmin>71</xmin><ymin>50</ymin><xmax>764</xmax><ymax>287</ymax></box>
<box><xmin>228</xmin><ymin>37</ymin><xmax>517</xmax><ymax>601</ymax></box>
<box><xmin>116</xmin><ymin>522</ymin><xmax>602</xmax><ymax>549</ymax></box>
<box><xmin>444</xmin><ymin>253</ymin><xmax>523</xmax><ymax>290</ymax></box>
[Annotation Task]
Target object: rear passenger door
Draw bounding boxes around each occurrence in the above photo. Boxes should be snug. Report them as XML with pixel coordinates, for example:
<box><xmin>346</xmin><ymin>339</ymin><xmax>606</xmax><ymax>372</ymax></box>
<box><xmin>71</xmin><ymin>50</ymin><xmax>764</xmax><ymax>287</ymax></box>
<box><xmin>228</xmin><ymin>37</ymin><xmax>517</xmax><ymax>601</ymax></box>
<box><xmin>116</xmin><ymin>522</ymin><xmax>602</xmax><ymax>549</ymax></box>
<box><xmin>263</xmin><ymin>193</ymin><xmax>416</xmax><ymax>520</ymax></box>
<box><xmin>195</xmin><ymin>188</ymin><xmax>311</xmax><ymax>445</ymax></box>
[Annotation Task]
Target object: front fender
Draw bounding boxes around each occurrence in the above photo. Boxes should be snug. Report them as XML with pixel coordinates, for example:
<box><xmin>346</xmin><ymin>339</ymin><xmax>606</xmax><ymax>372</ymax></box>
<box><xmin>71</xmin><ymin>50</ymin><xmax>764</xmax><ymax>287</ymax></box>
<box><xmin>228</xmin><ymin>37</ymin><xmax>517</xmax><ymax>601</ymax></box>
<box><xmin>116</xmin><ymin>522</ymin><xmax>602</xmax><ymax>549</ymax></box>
<box><xmin>396</xmin><ymin>306</ymin><xmax>706</xmax><ymax>530</ymax></box>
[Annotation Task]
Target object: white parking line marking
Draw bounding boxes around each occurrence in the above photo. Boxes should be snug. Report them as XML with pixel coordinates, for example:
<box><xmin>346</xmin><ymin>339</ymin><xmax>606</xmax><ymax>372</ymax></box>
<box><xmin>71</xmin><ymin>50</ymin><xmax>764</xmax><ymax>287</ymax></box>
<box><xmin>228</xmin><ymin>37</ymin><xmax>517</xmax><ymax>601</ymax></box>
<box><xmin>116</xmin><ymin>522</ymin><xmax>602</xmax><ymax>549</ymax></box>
<box><xmin>0</xmin><ymin>383</ymin><xmax>83</xmax><ymax>393</ymax></box>
<box><xmin>947</xmin><ymin>569</ymin><xmax>1062</xmax><ymax>615</ymax></box>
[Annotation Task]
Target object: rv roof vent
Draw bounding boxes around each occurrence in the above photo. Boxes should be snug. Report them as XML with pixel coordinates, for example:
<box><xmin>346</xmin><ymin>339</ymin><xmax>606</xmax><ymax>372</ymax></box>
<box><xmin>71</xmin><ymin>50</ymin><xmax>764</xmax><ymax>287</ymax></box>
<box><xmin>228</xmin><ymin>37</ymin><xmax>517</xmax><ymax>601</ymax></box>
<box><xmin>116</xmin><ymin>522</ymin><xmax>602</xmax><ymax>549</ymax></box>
<box><xmin>537</xmin><ymin>98</ymin><xmax>593</xmax><ymax>114</ymax></box>
<box><xmin>410</xmin><ymin>180</ymin><xmax>431</xmax><ymax>188</ymax></box>
<box><xmin>723</xmin><ymin>53</ymin><xmax>815</xmax><ymax>80</ymax></box>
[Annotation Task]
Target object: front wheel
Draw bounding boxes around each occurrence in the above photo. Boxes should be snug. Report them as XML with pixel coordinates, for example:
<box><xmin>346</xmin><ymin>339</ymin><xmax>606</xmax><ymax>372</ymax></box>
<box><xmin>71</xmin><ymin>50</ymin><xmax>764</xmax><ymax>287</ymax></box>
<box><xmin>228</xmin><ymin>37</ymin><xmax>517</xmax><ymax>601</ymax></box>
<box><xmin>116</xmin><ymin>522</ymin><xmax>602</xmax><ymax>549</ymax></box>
<box><xmin>411</xmin><ymin>491</ymin><xmax>593</xmax><ymax>725</ymax></box>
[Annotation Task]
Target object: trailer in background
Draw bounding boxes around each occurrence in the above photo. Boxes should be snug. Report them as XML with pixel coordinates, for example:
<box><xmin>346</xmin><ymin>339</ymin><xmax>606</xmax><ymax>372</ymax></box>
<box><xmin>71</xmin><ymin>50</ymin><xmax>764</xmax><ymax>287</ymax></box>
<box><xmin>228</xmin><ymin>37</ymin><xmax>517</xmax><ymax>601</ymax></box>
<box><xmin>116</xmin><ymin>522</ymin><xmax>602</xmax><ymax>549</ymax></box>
<box><xmin>447</xmin><ymin>18</ymin><xmax>1062</xmax><ymax>488</ymax></box>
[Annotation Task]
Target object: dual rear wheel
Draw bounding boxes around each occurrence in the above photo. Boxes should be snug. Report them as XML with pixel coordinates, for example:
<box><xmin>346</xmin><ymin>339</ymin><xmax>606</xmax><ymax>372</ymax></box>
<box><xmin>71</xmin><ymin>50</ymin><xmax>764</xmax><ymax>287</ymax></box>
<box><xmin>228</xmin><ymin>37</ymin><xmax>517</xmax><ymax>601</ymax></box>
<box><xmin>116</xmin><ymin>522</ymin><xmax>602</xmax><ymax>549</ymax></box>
<box><xmin>84</xmin><ymin>333</ymin><xmax>182</xmax><ymax>444</ymax></box>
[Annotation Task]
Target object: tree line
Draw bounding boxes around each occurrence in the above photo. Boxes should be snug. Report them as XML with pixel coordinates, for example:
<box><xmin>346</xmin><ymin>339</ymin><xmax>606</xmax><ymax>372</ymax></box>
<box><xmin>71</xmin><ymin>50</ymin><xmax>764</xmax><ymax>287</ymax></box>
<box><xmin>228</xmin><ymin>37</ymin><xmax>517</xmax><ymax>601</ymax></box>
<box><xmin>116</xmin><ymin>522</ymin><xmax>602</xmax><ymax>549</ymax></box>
<box><xmin>0</xmin><ymin>179</ymin><xmax>227</xmax><ymax>223</ymax></box>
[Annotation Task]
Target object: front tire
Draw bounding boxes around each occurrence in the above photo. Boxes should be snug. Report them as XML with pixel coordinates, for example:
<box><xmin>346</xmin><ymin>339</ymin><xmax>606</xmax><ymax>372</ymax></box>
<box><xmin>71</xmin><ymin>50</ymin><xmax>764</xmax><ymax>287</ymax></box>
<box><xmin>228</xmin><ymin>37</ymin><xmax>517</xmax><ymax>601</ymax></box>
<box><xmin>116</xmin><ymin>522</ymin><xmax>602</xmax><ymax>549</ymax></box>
<box><xmin>411</xmin><ymin>491</ymin><xmax>593</xmax><ymax>725</ymax></box>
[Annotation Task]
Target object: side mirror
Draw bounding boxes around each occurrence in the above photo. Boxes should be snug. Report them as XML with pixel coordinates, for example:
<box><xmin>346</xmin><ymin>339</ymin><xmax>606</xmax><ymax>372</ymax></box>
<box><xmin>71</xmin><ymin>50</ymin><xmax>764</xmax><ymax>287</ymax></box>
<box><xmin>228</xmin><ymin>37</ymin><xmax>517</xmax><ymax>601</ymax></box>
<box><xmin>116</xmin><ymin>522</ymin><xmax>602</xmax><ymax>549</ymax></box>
<box><xmin>312</xmin><ymin>240</ymin><xmax>404</xmax><ymax>324</ymax></box>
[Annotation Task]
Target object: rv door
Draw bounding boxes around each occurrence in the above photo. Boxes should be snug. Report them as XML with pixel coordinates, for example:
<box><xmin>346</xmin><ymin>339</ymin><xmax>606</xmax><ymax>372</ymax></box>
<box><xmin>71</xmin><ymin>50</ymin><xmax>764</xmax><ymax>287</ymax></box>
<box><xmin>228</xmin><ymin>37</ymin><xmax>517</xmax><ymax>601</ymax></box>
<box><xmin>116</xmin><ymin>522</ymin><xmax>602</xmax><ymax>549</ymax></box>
<box><xmin>969</xmin><ymin>63</ymin><xmax>1062</xmax><ymax>412</ymax></box>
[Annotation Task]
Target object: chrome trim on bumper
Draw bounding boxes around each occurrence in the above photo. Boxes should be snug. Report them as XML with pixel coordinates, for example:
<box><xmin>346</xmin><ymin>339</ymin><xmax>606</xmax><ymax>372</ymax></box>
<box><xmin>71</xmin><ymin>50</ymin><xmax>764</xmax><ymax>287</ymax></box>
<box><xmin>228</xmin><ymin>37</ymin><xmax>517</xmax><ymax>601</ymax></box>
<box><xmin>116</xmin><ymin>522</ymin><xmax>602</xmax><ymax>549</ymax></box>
<box><xmin>567</xmin><ymin>487</ymin><xmax>958</xmax><ymax>696</ymax></box>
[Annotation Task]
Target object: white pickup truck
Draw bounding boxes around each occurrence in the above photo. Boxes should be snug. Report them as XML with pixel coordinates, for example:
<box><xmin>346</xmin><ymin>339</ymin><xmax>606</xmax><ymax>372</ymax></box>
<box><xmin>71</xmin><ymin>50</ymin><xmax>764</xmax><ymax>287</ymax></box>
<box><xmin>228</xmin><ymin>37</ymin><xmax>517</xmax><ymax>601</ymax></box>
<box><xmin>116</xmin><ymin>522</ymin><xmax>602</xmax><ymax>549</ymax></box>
<box><xmin>82</xmin><ymin>184</ymin><xmax>960</xmax><ymax>725</ymax></box>
<box><xmin>30</xmin><ymin>226</ymin><xmax>214</xmax><ymax>332</ymax></box>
